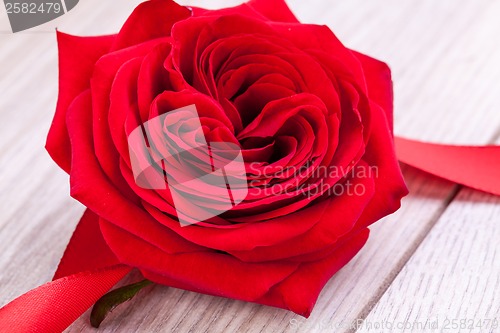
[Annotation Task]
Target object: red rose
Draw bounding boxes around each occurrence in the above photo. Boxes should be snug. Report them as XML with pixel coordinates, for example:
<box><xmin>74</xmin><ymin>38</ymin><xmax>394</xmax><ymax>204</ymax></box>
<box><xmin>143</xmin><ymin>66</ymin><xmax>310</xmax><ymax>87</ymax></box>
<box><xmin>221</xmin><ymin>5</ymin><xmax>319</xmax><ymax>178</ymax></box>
<box><xmin>46</xmin><ymin>0</ymin><xmax>407</xmax><ymax>316</ymax></box>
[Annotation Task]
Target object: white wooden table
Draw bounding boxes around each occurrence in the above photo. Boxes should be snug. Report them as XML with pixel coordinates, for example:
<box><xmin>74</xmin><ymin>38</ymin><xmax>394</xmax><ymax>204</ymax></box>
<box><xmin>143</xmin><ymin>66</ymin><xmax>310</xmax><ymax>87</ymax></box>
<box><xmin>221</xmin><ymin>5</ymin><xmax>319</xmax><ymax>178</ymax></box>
<box><xmin>1</xmin><ymin>0</ymin><xmax>499</xmax><ymax>332</ymax></box>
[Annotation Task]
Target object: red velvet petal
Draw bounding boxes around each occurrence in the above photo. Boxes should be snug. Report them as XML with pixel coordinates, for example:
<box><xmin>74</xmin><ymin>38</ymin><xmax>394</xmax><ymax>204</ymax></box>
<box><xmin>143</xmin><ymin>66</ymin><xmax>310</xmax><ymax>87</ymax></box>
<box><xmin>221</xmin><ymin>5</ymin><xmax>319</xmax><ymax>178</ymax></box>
<box><xmin>229</xmin><ymin>168</ymin><xmax>375</xmax><ymax>262</ymax></box>
<box><xmin>272</xmin><ymin>23</ymin><xmax>367</xmax><ymax>94</ymax></box>
<box><xmin>350</xmin><ymin>53</ymin><xmax>408</xmax><ymax>227</ymax></box>
<box><xmin>193</xmin><ymin>3</ymin><xmax>268</xmax><ymax>21</ymax></box>
<box><xmin>108</xmin><ymin>57</ymin><xmax>142</xmax><ymax>165</ymax></box>
<box><xmin>111</xmin><ymin>0</ymin><xmax>191</xmax><ymax>51</ymax></box>
<box><xmin>66</xmin><ymin>90</ymin><xmax>202</xmax><ymax>255</ymax></box>
<box><xmin>248</xmin><ymin>0</ymin><xmax>300</xmax><ymax>23</ymax></box>
<box><xmin>91</xmin><ymin>39</ymin><xmax>168</xmax><ymax>196</ymax></box>
<box><xmin>46</xmin><ymin>32</ymin><xmax>114</xmax><ymax>173</ymax></box>
<box><xmin>100</xmin><ymin>219</ymin><xmax>300</xmax><ymax>301</ymax></box>
<box><xmin>356</xmin><ymin>103</ymin><xmax>408</xmax><ymax>229</ymax></box>
<box><xmin>143</xmin><ymin>198</ymin><xmax>331</xmax><ymax>252</ymax></box>
<box><xmin>353</xmin><ymin>51</ymin><xmax>394</xmax><ymax>132</ymax></box>
<box><xmin>257</xmin><ymin>229</ymin><xmax>369</xmax><ymax>317</ymax></box>
<box><xmin>137</xmin><ymin>42</ymin><xmax>173</xmax><ymax>121</ymax></box>
<box><xmin>238</xmin><ymin>93</ymin><xmax>327</xmax><ymax>139</ymax></box>
<box><xmin>172</xmin><ymin>15</ymin><xmax>276</xmax><ymax>86</ymax></box>
<box><xmin>148</xmin><ymin>89</ymin><xmax>234</xmax><ymax>130</ymax></box>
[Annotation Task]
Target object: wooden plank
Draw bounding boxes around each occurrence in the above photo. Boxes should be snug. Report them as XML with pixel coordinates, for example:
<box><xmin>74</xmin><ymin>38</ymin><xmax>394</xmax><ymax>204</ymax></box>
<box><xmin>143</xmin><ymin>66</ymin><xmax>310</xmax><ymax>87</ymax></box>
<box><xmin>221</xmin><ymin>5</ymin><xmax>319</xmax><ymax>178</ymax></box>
<box><xmin>359</xmin><ymin>187</ymin><xmax>500</xmax><ymax>333</ymax></box>
<box><xmin>0</xmin><ymin>0</ymin><xmax>498</xmax><ymax>332</ymax></box>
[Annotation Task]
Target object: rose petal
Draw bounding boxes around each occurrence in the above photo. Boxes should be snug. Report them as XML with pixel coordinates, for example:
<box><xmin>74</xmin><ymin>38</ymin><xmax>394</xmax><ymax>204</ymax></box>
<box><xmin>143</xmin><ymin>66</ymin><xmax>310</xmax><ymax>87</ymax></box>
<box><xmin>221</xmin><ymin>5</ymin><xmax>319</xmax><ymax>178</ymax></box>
<box><xmin>100</xmin><ymin>219</ymin><xmax>300</xmax><ymax>301</ymax></box>
<box><xmin>272</xmin><ymin>23</ymin><xmax>367</xmax><ymax>93</ymax></box>
<box><xmin>108</xmin><ymin>57</ymin><xmax>142</xmax><ymax>173</ymax></box>
<box><xmin>353</xmin><ymin>51</ymin><xmax>394</xmax><ymax>132</ymax></box>
<box><xmin>137</xmin><ymin>42</ymin><xmax>174</xmax><ymax>122</ymax></box>
<box><xmin>355</xmin><ymin>102</ymin><xmax>408</xmax><ymax>229</ymax></box>
<box><xmin>92</xmin><ymin>39</ymin><xmax>168</xmax><ymax>195</ymax></box>
<box><xmin>46</xmin><ymin>32</ymin><xmax>114</xmax><ymax>173</ymax></box>
<box><xmin>349</xmin><ymin>54</ymin><xmax>408</xmax><ymax>227</ymax></box>
<box><xmin>143</xmin><ymin>198</ymin><xmax>331</xmax><ymax>251</ymax></box>
<box><xmin>238</xmin><ymin>93</ymin><xmax>327</xmax><ymax>139</ymax></box>
<box><xmin>111</xmin><ymin>0</ymin><xmax>191</xmax><ymax>51</ymax></box>
<box><xmin>229</xmin><ymin>165</ymin><xmax>375</xmax><ymax>262</ymax></box>
<box><xmin>248</xmin><ymin>0</ymin><xmax>300</xmax><ymax>23</ymax></box>
<box><xmin>66</xmin><ymin>90</ymin><xmax>202</xmax><ymax>255</ymax></box>
<box><xmin>256</xmin><ymin>229</ymin><xmax>369</xmax><ymax>317</ymax></box>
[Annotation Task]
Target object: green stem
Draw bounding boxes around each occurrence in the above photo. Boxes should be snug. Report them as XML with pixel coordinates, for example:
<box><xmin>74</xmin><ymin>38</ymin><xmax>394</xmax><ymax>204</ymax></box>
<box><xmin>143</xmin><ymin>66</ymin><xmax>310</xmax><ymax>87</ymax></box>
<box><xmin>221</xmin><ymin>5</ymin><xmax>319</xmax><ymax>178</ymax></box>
<box><xmin>90</xmin><ymin>279</ymin><xmax>153</xmax><ymax>328</ymax></box>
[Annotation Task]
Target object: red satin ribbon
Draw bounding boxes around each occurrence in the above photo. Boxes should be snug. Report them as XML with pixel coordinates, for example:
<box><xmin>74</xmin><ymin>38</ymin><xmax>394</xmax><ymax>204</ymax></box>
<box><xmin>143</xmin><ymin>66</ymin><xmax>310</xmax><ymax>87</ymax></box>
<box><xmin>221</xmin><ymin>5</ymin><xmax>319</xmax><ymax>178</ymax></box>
<box><xmin>395</xmin><ymin>137</ymin><xmax>500</xmax><ymax>196</ymax></box>
<box><xmin>0</xmin><ymin>138</ymin><xmax>499</xmax><ymax>332</ymax></box>
<box><xmin>0</xmin><ymin>266</ymin><xmax>131</xmax><ymax>333</ymax></box>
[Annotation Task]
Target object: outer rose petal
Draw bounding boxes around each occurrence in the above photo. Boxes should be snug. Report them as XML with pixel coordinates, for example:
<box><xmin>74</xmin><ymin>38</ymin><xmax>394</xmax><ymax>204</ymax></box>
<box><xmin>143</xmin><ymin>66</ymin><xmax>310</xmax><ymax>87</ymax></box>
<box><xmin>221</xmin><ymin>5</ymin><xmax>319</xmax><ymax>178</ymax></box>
<box><xmin>272</xmin><ymin>23</ymin><xmax>367</xmax><ymax>94</ymax></box>
<box><xmin>356</xmin><ymin>103</ymin><xmax>408</xmax><ymax>229</ymax></box>
<box><xmin>65</xmin><ymin>90</ymin><xmax>203</xmax><ymax>255</ymax></box>
<box><xmin>46</xmin><ymin>32</ymin><xmax>114</xmax><ymax>173</ymax></box>
<box><xmin>111</xmin><ymin>0</ymin><xmax>191</xmax><ymax>51</ymax></box>
<box><xmin>192</xmin><ymin>3</ymin><xmax>269</xmax><ymax>20</ymax></box>
<box><xmin>143</xmin><ymin>199</ymin><xmax>331</xmax><ymax>252</ymax></box>
<box><xmin>100</xmin><ymin>219</ymin><xmax>301</xmax><ymax>302</ymax></box>
<box><xmin>91</xmin><ymin>38</ymin><xmax>169</xmax><ymax>198</ymax></box>
<box><xmin>99</xmin><ymin>218</ymin><xmax>368</xmax><ymax>317</ymax></box>
<box><xmin>353</xmin><ymin>51</ymin><xmax>395</xmax><ymax>132</ymax></box>
<box><xmin>228</xmin><ymin>169</ymin><xmax>375</xmax><ymax>262</ymax></box>
<box><xmin>257</xmin><ymin>229</ymin><xmax>370</xmax><ymax>317</ymax></box>
<box><xmin>353</xmin><ymin>54</ymin><xmax>409</xmax><ymax>227</ymax></box>
<box><xmin>248</xmin><ymin>0</ymin><xmax>300</xmax><ymax>23</ymax></box>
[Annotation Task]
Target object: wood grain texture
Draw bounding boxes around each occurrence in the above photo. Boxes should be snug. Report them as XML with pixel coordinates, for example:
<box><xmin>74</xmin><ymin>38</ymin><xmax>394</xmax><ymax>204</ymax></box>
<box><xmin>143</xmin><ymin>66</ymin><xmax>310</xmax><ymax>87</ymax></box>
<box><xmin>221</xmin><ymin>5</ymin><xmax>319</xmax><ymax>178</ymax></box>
<box><xmin>0</xmin><ymin>0</ymin><xmax>499</xmax><ymax>332</ymax></box>
<box><xmin>359</xmin><ymin>189</ymin><xmax>500</xmax><ymax>333</ymax></box>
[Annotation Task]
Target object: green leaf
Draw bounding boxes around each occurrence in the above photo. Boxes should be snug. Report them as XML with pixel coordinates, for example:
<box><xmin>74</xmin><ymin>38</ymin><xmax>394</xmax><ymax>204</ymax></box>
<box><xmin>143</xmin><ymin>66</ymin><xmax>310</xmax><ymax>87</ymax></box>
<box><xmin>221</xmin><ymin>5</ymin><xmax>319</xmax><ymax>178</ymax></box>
<box><xmin>90</xmin><ymin>279</ymin><xmax>153</xmax><ymax>328</ymax></box>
